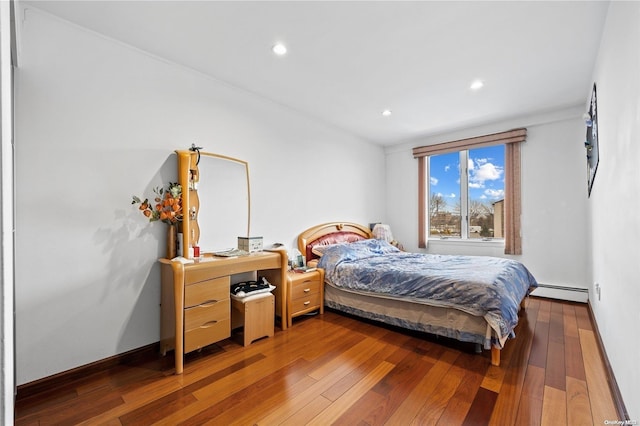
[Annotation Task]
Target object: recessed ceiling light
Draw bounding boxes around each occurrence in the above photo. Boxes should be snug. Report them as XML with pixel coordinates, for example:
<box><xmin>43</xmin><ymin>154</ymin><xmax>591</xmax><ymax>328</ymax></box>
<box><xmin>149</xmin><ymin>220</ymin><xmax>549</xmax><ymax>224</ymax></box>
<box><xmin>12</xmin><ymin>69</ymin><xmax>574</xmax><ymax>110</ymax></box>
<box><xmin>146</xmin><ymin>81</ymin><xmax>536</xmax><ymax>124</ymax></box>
<box><xmin>470</xmin><ymin>80</ymin><xmax>484</xmax><ymax>90</ymax></box>
<box><xmin>272</xmin><ymin>43</ymin><xmax>287</xmax><ymax>56</ymax></box>
<box><xmin>382</xmin><ymin>109</ymin><xmax>392</xmax><ymax>117</ymax></box>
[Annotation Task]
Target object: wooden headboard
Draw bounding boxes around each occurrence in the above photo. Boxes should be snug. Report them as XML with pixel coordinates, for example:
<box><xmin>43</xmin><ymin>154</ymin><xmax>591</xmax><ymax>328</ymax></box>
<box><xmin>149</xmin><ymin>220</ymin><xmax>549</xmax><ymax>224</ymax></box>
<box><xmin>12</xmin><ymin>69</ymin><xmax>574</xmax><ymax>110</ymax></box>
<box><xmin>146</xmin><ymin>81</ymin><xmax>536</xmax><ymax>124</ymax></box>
<box><xmin>297</xmin><ymin>222</ymin><xmax>373</xmax><ymax>261</ymax></box>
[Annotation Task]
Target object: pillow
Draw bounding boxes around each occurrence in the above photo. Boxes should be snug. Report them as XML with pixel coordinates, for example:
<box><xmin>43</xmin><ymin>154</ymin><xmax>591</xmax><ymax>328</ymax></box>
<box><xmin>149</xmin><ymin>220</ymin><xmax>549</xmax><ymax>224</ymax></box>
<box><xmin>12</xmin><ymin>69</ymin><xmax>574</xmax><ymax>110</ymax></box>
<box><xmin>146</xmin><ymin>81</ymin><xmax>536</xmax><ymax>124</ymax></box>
<box><xmin>358</xmin><ymin>238</ymin><xmax>401</xmax><ymax>255</ymax></box>
<box><xmin>318</xmin><ymin>239</ymin><xmax>401</xmax><ymax>270</ymax></box>
<box><xmin>311</xmin><ymin>243</ymin><xmax>345</xmax><ymax>257</ymax></box>
<box><xmin>306</xmin><ymin>231</ymin><xmax>368</xmax><ymax>260</ymax></box>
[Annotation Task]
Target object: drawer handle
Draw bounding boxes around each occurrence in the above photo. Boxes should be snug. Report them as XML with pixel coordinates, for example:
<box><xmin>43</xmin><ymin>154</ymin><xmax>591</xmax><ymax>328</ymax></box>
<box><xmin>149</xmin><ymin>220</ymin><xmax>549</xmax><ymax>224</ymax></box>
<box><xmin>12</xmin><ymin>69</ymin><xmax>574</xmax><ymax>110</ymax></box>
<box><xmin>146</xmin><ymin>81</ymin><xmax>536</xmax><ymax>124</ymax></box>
<box><xmin>303</xmin><ymin>301</ymin><xmax>311</xmax><ymax>306</ymax></box>
<box><xmin>200</xmin><ymin>320</ymin><xmax>218</xmax><ymax>328</ymax></box>
<box><xmin>303</xmin><ymin>288</ymin><xmax>311</xmax><ymax>293</ymax></box>
<box><xmin>302</xmin><ymin>280</ymin><xmax>313</xmax><ymax>284</ymax></box>
<box><xmin>186</xmin><ymin>299</ymin><xmax>220</xmax><ymax>309</ymax></box>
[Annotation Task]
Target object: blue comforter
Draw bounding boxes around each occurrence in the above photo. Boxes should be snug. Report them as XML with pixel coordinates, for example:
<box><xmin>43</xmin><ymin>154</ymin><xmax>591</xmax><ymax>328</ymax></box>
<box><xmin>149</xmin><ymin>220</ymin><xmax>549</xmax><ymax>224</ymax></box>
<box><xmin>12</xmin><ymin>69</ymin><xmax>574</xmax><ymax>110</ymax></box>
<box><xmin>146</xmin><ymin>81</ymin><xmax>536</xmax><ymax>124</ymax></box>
<box><xmin>318</xmin><ymin>239</ymin><xmax>538</xmax><ymax>340</ymax></box>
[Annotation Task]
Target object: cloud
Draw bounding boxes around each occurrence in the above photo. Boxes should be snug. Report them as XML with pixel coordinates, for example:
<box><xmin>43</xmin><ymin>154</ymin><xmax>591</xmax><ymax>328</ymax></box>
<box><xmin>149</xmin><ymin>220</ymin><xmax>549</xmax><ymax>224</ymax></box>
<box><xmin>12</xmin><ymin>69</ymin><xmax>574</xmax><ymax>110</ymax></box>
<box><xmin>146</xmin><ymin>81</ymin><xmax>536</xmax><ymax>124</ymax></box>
<box><xmin>444</xmin><ymin>165</ymin><xmax>450</xmax><ymax>172</ymax></box>
<box><xmin>430</xmin><ymin>177</ymin><xmax>438</xmax><ymax>185</ymax></box>
<box><xmin>469</xmin><ymin>162</ymin><xmax>503</xmax><ymax>188</ymax></box>
<box><xmin>476</xmin><ymin>163</ymin><xmax>502</xmax><ymax>180</ymax></box>
<box><xmin>485</xmin><ymin>189</ymin><xmax>504</xmax><ymax>199</ymax></box>
<box><xmin>448</xmin><ymin>193</ymin><xmax>457</xmax><ymax>198</ymax></box>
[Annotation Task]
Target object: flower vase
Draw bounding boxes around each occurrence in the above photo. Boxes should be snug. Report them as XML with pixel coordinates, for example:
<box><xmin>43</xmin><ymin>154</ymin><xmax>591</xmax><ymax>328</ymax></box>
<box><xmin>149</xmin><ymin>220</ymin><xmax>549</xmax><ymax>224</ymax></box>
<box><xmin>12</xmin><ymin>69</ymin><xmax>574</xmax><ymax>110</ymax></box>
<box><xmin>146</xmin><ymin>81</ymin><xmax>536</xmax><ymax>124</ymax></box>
<box><xmin>166</xmin><ymin>224</ymin><xmax>177</xmax><ymax>259</ymax></box>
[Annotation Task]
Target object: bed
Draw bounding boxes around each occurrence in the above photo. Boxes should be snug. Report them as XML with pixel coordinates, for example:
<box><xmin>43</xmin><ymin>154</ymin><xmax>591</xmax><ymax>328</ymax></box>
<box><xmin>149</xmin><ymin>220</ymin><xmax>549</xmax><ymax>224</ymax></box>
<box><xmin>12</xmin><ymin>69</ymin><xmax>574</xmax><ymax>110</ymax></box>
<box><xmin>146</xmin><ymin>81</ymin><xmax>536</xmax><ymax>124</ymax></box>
<box><xmin>298</xmin><ymin>222</ymin><xmax>538</xmax><ymax>366</ymax></box>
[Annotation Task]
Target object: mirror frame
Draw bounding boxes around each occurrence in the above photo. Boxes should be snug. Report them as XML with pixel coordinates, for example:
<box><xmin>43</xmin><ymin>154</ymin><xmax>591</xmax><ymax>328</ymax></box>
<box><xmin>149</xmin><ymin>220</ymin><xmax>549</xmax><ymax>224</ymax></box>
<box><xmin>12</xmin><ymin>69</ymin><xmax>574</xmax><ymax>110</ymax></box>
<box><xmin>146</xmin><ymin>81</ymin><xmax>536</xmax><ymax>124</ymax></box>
<box><xmin>176</xmin><ymin>150</ymin><xmax>251</xmax><ymax>257</ymax></box>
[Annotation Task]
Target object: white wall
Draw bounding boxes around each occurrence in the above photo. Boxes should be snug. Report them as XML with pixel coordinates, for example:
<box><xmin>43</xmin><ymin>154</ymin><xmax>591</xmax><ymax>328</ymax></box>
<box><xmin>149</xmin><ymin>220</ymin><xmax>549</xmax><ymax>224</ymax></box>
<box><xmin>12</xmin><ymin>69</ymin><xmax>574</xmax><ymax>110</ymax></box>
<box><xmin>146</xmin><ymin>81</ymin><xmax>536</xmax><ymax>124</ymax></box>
<box><xmin>386</xmin><ymin>108</ymin><xmax>591</xmax><ymax>296</ymax></box>
<box><xmin>589</xmin><ymin>1</ymin><xmax>640</xmax><ymax>419</ymax></box>
<box><xmin>14</xmin><ymin>7</ymin><xmax>384</xmax><ymax>385</ymax></box>
<box><xmin>0</xmin><ymin>1</ymin><xmax>15</xmax><ymax>422</ymax></box>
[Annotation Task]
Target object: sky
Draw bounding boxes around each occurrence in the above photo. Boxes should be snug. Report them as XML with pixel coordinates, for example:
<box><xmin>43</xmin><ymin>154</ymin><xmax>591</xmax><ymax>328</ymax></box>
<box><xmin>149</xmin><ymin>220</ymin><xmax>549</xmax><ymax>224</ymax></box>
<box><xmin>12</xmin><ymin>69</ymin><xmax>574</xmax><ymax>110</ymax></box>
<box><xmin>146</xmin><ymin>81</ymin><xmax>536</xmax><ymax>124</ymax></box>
<box><xmin>429</xmin><ymin>145</ymin><xmax>505</xmax><ymax>212</ymax></box>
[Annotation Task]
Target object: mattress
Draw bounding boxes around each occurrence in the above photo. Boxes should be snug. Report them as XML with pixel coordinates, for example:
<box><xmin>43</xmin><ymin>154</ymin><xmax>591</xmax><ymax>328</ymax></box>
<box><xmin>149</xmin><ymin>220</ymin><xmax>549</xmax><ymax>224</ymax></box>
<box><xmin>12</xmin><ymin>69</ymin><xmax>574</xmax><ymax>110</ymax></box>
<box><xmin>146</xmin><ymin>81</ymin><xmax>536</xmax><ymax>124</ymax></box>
<box><xmin>324</xmin><ymin>281</ymin><xmax>509</xmax><ymax>350</ymax></box>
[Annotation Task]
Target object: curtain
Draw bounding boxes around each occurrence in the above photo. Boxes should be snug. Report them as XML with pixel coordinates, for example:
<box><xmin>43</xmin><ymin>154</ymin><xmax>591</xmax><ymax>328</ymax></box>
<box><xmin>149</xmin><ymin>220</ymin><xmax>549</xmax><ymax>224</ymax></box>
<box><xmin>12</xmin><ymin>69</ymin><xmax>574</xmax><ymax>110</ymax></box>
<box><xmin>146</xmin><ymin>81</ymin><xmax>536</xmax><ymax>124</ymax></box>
<box><xmin>417</xmin><ymin>156</ymin><xmax>427</xmax><ymax>248</ymax></box>
<box><xmin>504</xmin><ymin>142</ymin><xmax>522</xmax><ymax>255</ymax></box>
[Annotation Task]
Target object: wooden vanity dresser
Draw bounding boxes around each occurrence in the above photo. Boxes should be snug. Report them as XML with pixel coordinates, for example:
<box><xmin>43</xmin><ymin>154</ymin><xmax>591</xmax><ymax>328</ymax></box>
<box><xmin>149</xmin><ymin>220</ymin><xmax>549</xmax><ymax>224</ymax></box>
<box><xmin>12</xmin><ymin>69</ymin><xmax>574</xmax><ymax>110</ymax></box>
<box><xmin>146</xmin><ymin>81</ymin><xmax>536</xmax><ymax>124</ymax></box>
<box><xmin>160</xmin><ymin>250</ymin><xmax>287</xmax><ymax>374</ymax></box>
<box><xmin>159</xmin><ymin>149</ymin><xmax>287</xmax><ymax>374</ymax></box>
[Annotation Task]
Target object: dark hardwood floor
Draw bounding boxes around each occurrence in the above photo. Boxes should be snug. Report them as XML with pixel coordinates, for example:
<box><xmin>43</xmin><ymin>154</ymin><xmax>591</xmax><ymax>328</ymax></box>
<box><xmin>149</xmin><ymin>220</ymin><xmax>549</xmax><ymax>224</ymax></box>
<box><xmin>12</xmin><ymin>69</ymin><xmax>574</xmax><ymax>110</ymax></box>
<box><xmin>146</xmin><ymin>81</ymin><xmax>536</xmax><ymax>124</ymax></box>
<box><xmin>15</xmin><ymin>297</ymin><xmax>620</xmax><ymax>425</ymax></box>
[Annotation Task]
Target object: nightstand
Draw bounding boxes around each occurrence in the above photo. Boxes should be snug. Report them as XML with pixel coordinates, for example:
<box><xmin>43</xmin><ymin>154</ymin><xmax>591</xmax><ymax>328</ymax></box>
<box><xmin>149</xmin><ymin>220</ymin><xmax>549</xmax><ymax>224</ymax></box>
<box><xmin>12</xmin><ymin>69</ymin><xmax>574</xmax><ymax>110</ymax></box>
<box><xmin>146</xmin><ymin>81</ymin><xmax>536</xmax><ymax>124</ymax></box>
<box><xmin>286</xmin><ymin>268</ymin><xmax>324</xmax><ymax>327</ymax></box>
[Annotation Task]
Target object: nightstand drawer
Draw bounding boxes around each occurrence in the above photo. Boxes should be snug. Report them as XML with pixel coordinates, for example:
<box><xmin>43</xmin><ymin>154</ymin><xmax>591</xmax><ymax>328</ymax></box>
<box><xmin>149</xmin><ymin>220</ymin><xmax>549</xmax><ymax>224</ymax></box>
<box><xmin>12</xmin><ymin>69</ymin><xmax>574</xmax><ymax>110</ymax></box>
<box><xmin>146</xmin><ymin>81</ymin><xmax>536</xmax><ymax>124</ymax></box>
<box><xmin>185</xmin><ymin>276</ymin><xmax>230</xmax><ymax>308</ymax></box>
<box><xmin>285</xmin><ymin>269</ymin><xmax>324</xmax><ymax>328</ymax></box>
<box><xmin>291</xmin><ymin>279</ymin><xmax>321</xmax><ymax>299</ymax></box>
<box><xmin>184</xmin><ymin>300</ymin><xmax>229</xmax><ymax>331</ymax></box>
<box><xmin>290</xmin><ymin>293</ymin><xmax>322</xmax><ymax>315</ymax></box>
<box><xmin>184</xmin><ymin>318</ymin><xmax>230</xmax><ymax>353</ymax></box>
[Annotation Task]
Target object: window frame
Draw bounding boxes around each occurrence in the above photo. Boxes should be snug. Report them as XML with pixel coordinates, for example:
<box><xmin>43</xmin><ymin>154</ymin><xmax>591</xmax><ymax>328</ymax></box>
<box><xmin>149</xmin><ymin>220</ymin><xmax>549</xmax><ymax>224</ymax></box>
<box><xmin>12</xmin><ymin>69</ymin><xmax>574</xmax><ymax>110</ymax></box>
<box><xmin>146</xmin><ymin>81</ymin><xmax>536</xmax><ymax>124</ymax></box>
<box><xmin>427</xmin><ymin>147</ymin><xmax>504</xmax><ymax>242</ymax></box>
<box><xmin>414</xmin><ymin>129</ymin><xmax>526</xmax><ymax>255</ymax></box>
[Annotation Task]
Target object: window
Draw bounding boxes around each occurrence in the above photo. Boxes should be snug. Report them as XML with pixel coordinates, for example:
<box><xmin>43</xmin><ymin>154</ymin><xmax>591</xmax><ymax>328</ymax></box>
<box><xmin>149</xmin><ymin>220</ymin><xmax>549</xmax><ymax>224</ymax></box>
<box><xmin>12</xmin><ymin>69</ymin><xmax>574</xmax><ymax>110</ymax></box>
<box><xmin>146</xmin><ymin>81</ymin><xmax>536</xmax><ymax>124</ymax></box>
<box><xmin>429</xmin><ymin>151</ymin><xmax>461</xmax><ymax>237</ymax></box>
<box><xmin>428</xmin><ymin>145</ymin><xmax>505</xmax><ymax>239</ymax></box>
<box><xmin>413</xmin><ymin>129</ymin><xmax>526</xmax><ymax>255</ymax></box>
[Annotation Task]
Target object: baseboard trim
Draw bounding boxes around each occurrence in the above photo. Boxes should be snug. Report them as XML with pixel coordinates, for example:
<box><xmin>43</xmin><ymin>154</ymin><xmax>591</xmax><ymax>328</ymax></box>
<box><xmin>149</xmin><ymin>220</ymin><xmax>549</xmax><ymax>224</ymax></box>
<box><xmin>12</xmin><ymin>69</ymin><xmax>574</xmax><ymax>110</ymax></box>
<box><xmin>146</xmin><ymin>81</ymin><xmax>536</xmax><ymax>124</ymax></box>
<box><xmin>530</xmin><ymin>283</ymin><xmax>588</xmax><ymax>303</ymax></box>
<box><xmin>587</xmin><ymin>301</ymin><xmax>629</xmax><ymax>420</ymax></box>
<box><xmin>15</xmin><ymin>342</ymin><xmax>159</xmax><ymax>401</ymax></box>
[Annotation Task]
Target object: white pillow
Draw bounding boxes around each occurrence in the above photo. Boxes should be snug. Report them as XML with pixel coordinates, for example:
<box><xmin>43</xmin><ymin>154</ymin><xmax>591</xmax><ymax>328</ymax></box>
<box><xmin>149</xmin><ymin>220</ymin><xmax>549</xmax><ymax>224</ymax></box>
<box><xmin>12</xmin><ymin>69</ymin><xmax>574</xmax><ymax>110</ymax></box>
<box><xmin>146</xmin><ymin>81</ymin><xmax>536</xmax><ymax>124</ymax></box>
<box><xmin>311</xmin><ymin>243</ymin><xmax>343</xmax><ymax>257</ymax></box>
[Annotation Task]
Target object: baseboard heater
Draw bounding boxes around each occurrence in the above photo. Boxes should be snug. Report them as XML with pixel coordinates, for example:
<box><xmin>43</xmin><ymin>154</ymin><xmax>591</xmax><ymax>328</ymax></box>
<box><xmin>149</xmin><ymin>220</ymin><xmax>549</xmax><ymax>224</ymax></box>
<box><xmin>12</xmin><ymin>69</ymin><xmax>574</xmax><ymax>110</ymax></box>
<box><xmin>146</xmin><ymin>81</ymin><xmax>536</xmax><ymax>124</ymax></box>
<box><xmin>531</xmin><ymin>283</ymin><xmax>589</xmax><ymax>303</ymax></box>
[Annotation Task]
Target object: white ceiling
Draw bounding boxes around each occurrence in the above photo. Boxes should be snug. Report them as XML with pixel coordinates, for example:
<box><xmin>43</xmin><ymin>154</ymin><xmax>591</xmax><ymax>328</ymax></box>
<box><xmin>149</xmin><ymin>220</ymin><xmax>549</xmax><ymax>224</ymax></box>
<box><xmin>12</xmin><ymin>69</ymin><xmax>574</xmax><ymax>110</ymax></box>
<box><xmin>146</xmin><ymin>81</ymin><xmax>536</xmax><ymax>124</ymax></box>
<box><xmin>23</xmin><ymin>1</ymin><xmax>609</xmax><ymax>146</ymax></box>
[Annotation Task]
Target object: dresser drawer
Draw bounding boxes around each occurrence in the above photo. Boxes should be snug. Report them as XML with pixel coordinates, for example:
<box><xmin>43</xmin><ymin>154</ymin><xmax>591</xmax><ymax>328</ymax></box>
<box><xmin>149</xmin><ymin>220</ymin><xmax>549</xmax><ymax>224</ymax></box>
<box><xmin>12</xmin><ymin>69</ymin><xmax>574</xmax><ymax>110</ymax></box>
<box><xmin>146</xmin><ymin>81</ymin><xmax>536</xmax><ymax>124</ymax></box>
<box><xmin>185</xmin><ymin>276</ymin><xmax>230</xmax><ymax>308</ymax></box>
<box><xmin>184</xmin><ymin>318</ymin><xmax>230</xmax><ymax>353</ymax></box>
<box><xmin>291</xmin><ymin>278</ymin><xmax>321</xmax><ymax>300</ymax></box>
<box><xmin>290</xmin><ymin>293</ymin><xmax>322</xmax><ymax>316</ymax></box>
<box><xmin>184</xmin><ymin>301</ymin><xmax>230</xmax><ymax>353</ymax></box>
<box><xmin>184</xmin><ymin>300</ymin><xmax>229</xmax><ymax>331</ymax></box>
<box><xmin>185</xmin><ymin>268</ymin><xmax>227</xmax><ymax>286</ymax></box>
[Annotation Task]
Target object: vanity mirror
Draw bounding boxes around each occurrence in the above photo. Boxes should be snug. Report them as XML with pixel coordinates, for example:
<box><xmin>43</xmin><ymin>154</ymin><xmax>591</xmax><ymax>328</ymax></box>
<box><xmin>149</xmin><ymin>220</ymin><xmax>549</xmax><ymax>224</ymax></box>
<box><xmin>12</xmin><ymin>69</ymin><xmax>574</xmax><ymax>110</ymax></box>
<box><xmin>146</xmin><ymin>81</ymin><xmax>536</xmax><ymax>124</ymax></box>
<box><xmin>175</xmin><ymin>150</ymin><xmax>251</xmax><ymax>256</ymax></box>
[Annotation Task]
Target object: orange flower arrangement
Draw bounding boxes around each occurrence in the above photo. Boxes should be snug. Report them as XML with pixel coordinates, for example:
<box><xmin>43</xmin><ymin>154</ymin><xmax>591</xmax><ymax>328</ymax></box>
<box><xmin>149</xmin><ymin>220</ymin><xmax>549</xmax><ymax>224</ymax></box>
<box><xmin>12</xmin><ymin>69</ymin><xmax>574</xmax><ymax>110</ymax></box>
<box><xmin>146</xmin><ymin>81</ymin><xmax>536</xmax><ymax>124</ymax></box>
<box><xmin>132</xmin><ymin>182</ymin><xmax>183</xmax><ymax>225</ymax></box>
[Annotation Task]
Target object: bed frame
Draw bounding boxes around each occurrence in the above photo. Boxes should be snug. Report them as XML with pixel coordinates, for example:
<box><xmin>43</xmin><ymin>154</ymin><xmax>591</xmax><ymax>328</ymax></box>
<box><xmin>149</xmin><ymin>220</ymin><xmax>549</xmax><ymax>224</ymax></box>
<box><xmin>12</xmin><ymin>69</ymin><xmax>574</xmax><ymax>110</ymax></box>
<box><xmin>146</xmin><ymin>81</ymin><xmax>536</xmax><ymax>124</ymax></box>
<box><xmin>298</xmin><ymin>222</ymin><xmax>373</xmax><ymax>261</ymax></box>
<box><xmin>298</xmin><ymin>221</ymin><xmax>525</xmax><ymax>366</ymax></box>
